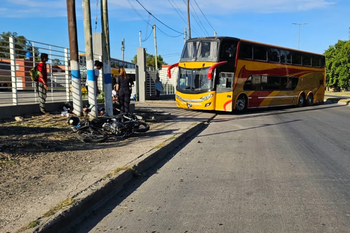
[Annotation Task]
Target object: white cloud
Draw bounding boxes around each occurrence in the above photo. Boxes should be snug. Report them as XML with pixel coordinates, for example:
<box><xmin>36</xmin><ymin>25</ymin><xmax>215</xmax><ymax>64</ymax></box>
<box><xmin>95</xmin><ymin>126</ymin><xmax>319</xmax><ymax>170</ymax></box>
<box><xmin>183</xmin><ymin>0</ymin><xmax>336</xmax><ymax>14</ymax></box>
<box><xmin>0</xmin><ymin>0</ymin><xmax>337</xmax><ymax>19</ymax></box>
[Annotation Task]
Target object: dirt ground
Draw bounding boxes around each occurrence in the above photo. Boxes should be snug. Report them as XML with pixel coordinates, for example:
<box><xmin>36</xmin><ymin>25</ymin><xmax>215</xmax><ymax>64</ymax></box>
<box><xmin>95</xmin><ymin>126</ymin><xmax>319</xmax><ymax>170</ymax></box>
<box><xmin>0</xmin><ymin>110</ymin><xmax>159</xmax><ymax>232</ymax></box>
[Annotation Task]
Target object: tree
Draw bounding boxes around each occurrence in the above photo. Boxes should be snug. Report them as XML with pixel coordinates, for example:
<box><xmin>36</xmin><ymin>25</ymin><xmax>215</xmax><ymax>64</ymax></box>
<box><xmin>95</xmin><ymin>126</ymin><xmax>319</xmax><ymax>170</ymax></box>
<box><xmin>0</xmin><ymin>32</ymin><xmax>39</xmax><ymax>59</ymax></box>
<box><xmin>52</xmin><ymin>58</ymin><xmax>62</xmax><ymax>65</ymax></box>
<box><xmin>131</xmin><ymin>53</ymin><xmax>168</xmax><ymax>69</ymax></box>
<box><xmin>324</xmin><ymin>40</ymin><xmax>350</xmax><ymax>90</ymax></box>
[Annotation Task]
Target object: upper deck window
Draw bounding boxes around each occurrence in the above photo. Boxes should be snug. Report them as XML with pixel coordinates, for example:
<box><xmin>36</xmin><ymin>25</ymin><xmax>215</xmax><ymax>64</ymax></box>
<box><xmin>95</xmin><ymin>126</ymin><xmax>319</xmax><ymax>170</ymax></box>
<box><xmin>254</xmin><ymin>45</ymin><xmax>267</xmax><ymax>61</ymax></box>
<box><xmin>180</xmin><ymin>40</ymin><xmax>218</xmax><ymax>62</ymax></box>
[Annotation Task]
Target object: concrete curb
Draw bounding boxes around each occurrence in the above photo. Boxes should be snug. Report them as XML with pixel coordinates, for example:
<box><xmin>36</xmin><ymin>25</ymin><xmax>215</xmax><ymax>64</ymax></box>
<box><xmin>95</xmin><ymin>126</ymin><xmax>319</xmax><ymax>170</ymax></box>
<box><xmin>33</xmin><ymin>119</ymin><xmax>213</xmax><ymax>233</ymax></box>
<box><xmin>324</xmin><ymin>98</ymin><xmax>350</xmax><ymax>106</ymax></box>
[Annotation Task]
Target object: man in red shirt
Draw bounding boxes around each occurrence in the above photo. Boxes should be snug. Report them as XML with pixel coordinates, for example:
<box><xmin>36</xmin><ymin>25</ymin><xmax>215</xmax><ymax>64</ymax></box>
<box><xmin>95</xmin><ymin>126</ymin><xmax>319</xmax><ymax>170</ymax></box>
<box><xmin>37</xmin><ymin>53</ymin><xmax>49</xmax><ymax>114</ymax></box>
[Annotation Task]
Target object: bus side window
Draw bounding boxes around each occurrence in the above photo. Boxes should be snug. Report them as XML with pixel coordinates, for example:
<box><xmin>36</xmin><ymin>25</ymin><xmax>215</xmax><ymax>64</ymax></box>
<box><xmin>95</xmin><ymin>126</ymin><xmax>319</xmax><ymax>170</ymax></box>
<box><xmin>243</xmin><ymin>76</ymin><xmax>253</xmax><ymax>90</ymax></box>
<box><xmin>303</xmin><ymin>54</ymin><xmax>311</xmax><ymax>66</ymax></box>
<box><xmin>239</xmin><ymin>43</ymin><xmax>253</xmax><ymax>59</ymax></box>
<box><xmin>268</xmin><ymin>48</ymin><xmax>280</xmax><ymax>63</ymax></box>
<box><xmin>267</xmin><ymin>76</ymin><xmax>280</xmax><ymax>90</ymax></box>
<box><xmin>292</xmin><ymin>52</ymin><xmax>302</xmax><ymax>65</ymax></box>
<box><xmin>253</xmin><ymin>45</ymin><xmax>267</xmax><ymax>61</ymax></box>
<box><xmin>280</xmin><ymin>50</ymin><xmax>292</xmax><ymax>64</ymax></box>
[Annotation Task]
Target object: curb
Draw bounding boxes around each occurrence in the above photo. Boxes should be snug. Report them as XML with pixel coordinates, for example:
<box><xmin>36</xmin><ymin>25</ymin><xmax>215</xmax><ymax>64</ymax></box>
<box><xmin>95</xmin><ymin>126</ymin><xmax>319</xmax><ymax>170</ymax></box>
<box><xmin>32</xmin><ymin>119</ymin><xmax>213</xmax><ymax>233</ymax></box>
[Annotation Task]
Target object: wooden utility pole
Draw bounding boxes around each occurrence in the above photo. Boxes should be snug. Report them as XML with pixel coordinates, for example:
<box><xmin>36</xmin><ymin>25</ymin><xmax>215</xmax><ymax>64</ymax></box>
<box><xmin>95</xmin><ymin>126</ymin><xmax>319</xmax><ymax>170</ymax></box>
<box><xmin>152</xmin><ymin>25</ymin><xmax>158</xmax><ymax>70</ymax></box>
<box><xmin>187</xmin><ymin>0</ymin><xmax>191</xmax><ymax>39</ymax></box>
<box><xmin>66</xmin><ymin>0</ymin><xmax>82</xmax><ymax>116</ymax></box>
<box><xmin>184</xmin><ymin>28</ymin><xmax>187</xmax><ymax>43</ymax></box>
<box><xmin>122</xmin><ymin>38</ymin><xmax>125</xmax><ymax>60</ymax></box>
<box><xmin>101</xmin><ymin>0</ymin><xmax>113</xmax><ymax>116</ymax></box>
<box><xmin>82</xmin><ymin>0</ymin><xmax>97</xmax><ymax>117</ymax></box>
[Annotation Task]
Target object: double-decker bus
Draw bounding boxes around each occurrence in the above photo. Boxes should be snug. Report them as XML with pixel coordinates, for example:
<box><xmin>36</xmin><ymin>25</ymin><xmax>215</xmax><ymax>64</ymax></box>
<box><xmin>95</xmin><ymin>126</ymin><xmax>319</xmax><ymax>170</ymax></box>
<box><xmin>168</xmin><ymin>37</ymin><xmax>326</xmax><ymax>112</ymax></box>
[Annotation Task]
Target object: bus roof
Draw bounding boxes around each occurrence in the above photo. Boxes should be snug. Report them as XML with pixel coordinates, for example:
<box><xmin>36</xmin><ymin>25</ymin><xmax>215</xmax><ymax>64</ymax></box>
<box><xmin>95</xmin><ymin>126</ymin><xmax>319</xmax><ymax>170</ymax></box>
<box><xmin>187</xmin><ymin>36</ymin><xmax>324</xmax><ymax>57</ymax></box>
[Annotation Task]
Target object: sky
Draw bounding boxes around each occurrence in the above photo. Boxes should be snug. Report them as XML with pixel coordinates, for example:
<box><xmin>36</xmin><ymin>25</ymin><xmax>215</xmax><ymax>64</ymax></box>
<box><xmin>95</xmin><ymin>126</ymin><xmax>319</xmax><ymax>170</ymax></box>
<box><xmin>0</xmin><ymin>0</ymin><xmax>349</xmax><ymax>65</ymax></box>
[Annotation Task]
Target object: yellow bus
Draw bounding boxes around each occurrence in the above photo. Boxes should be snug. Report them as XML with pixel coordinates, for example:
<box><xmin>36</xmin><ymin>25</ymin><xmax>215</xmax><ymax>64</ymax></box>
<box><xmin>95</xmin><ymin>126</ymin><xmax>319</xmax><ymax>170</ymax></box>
<box><xmin>168</xmin><ymin>37</ymin><xmax>326</xmax><ymax>112</ymax></box>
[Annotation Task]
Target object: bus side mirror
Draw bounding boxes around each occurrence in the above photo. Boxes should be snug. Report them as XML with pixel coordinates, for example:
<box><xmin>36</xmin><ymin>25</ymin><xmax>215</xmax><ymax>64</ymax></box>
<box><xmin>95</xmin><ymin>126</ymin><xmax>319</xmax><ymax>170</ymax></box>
<box><xmin>208</xmin><ymin>61</ymin><xmax>228</xmax><ymax>80</ymax></box>
<box><xmin>167</xmin><ymin>63</ymin><xmax>179</xmax><ymax>79</ymax></box>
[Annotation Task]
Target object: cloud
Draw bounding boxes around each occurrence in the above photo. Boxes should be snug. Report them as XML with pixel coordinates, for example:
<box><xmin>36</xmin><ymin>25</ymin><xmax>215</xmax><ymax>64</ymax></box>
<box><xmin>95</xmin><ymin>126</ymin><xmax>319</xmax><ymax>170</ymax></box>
<box><xmin>1</xmin><ymin>0</ymin><xmax>67</xmax><ymax>18</ymax></box>
<box><xmin>185</xmin><ymin>0</ymin><xmax>336</xmax><ymax>14</ymax></box>
<box><xmin>0</xmin><ymin>0</ymin><xmax>337</xmax><ymax>19</ymax></box>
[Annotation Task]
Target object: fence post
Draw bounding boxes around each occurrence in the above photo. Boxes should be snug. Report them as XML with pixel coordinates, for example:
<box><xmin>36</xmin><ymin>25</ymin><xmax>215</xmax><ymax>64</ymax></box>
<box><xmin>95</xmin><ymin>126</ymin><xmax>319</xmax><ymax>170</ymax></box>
<box><xmin>65</xmin><ymin>48</ymin><xmax>70</xmax><ymax>102</ymax></box>
<box><xmin>9</xmin><ymin>36</ymin><xmax>18</xmax><ymax>105</ymax></box>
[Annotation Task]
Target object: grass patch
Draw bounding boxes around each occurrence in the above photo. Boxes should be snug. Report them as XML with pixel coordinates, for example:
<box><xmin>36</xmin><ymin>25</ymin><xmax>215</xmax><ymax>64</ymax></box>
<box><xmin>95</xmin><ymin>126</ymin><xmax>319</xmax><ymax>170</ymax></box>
<box><xmin>27</xmin><ymin>220</ymin><xmax>40</xmax><ymax>228</ymax></box>
<box><xmin>0</xmin><ymin>160</ymin><xmax>19</xmax><ymax>166</ymax></box>
<box><xmin>153</xmin><ymin>136</ymin><xmax>177</xmax><ymax>149</ymax></box>
<box><xmin>42</xmin><ymin>198</ymin><xmax>75</xmax><ymax>218</ymax></box>
<box><xmin>103</xmin><ymin>166</ymin><xmax>133</xmax><ymax>179</ymax></box>
<box><xmin>18</xmin><ymin>219</ymin><xmax>41</xmax><ymax>232</ymax></box>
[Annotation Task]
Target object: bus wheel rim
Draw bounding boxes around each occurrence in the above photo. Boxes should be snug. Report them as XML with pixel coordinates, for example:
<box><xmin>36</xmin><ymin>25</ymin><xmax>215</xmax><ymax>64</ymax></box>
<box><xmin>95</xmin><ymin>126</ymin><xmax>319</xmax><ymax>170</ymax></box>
<box><xmin>237</xmin><ymin>99</ymin><xmax>245</xmax><ymax>111</ymax></box>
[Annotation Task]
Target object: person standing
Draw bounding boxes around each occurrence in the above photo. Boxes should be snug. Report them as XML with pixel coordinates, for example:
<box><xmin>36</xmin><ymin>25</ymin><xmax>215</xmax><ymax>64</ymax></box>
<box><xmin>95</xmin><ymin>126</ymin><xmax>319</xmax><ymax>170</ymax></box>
<box><xmin>155</xmin><ymin>77</ymin><xmax>162</xmax><ymax>99</ymax></box>
<box><xmin>116</xmin><ymin>67</ymin><xmax>134</xmax><ymax>115</ymax></box>
<box><xmin>37</xmin><ymin>53</ymin><xmax>49</xmax><ymax>114</ymax></box>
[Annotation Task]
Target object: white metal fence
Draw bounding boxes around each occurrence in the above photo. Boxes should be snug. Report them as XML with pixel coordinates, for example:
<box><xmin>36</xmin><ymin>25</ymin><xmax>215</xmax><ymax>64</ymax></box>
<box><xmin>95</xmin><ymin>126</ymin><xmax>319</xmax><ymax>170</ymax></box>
<box><xmin>0</xmin><ymin>35</ymin><xmax>175</xmax><ymax>107</ymax></box>
<box><xmin>0</xmin><ymin>35</ymin><xmax>76</xmax><ymax>107</ymax></box>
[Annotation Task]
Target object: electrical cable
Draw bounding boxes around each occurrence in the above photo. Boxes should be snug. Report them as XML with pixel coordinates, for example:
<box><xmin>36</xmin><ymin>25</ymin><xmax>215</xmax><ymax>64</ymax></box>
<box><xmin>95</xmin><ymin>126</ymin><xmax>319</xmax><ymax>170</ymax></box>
<box><xmin>193</xmin><ymin>0</ymin><xmax>216</xmax><ymax>32</ymax></box>
<box><xmin>136</xmin><ymin>0</ymin><xmax>183</xmax><ymax>35</ymax></box>
<box><xmin>189</xmin><ymin>0</ymin><xmax>209</xmax><ymax>36</ymax></box>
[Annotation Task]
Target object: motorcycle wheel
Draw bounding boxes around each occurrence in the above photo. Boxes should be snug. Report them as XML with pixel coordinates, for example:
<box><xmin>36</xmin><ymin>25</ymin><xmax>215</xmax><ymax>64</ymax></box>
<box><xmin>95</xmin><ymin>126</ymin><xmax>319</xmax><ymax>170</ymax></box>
<box><xmin>77</xmin><ymin>127</ymin><xmax>108</xmax><ymax>143</ymax></box>
<box><xmin>133</xmin><ymin>122</ymin><xmax>150</xmax><ymax>133</ymax></box>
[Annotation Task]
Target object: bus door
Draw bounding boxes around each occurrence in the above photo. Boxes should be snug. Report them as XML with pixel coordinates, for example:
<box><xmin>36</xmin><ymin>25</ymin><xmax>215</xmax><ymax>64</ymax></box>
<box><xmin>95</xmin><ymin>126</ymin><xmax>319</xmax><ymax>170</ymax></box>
<box><xmin>215</xmin><ymin>72</ymin><xmax>234</xmax><ymax>111</ymax></box>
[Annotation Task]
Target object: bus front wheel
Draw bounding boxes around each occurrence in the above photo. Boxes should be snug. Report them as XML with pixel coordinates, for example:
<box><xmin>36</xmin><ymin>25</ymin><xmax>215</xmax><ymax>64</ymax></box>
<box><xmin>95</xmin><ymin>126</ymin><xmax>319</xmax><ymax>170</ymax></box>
<box><xmin>236</xmin><ymin>95</ymin><xmax>247</xmax><ymax>112</ymax></box>
<box><xmin>297</xmin><ymin>93</ymin><xmax>305</xmax><ymax>107</ymax></box>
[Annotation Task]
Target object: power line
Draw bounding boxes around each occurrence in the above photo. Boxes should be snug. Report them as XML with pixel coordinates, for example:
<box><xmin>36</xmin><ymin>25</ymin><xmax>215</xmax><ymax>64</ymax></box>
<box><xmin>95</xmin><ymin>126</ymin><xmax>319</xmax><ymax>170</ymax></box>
<box><xmin>142</xmin><ymin>27</ymin><xmax>153</xmax><ymax>42</ymax></box>
<box><xmin>189</xmin><ymin>0</ymin><xmax>209</xmax><ymax>36</ymax></box>
<box><xmin>136</xmin><ymin>0</ymin><xmax>183</xmax><ymax>35</ymax></box>
<box><xmin>168</xmin><ymin>0</ymin><xmax>200</xmax><ymax>37</ymax></box>
<box><xmin>193</xmin><ymin>0</ymin><xmax>215</xmax><ymax>32</ymax></box>
<box><xmin>128</xmin><ymin>0</ymin><xmax>181</xmax><ymax>38</ymax></box>
<box><xmin>157</xmin><ymin>27</ymin><xmax>183</xmax><ymax>38</ymax></box>
<box><xmin>168</xmin><ymin>0</ymin><xmax>187</xmax><ymax>25</ymax></box>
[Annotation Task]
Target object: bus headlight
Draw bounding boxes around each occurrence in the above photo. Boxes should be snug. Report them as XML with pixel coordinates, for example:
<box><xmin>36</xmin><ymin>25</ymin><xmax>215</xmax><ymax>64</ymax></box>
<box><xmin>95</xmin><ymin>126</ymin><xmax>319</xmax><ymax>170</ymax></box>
<box><xmin>205</xmin><ymin>102</ymin><xmax>212</xmax><ymax>107</ymax></box>
<box><xmin>201</xmin><ymin>94</ymin><xmax>213</xmax><ymax>101</ymax></box>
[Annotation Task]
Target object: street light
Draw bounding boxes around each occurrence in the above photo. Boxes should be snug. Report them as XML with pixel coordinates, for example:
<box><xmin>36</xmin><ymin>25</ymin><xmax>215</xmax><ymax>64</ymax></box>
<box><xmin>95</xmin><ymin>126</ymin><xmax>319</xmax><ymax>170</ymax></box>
<box><xmin>292</xmin><ymin>22</ymin><xmax>307</xmax><ymax>50</ymax></box>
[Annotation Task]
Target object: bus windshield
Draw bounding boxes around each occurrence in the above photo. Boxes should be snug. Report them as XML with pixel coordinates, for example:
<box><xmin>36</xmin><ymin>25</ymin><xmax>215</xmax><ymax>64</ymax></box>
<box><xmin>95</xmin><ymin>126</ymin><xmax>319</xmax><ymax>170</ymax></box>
<box><xmin>177</xmin><ymin>67</ymin><xmax>214</xmax><ymax>93</ymax></box>
<box><xmin>180</xmin><ymin>40</ymin><xmax>219</xmax><ymax>62</ymax></box>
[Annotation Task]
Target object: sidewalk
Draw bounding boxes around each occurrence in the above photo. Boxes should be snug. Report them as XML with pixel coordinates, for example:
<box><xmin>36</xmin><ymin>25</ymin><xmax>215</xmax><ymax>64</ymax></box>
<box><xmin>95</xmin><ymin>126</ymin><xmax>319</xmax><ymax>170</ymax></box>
<box><xmin>0</xmin><ymin>101</ymin><xmax>216</xmax><ymax>233</ymax></box>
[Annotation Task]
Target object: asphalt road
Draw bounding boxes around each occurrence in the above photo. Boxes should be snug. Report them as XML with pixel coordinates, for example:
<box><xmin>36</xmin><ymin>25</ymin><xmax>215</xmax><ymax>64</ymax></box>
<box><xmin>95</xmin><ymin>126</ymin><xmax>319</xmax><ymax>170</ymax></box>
<box><xmin>71</xmin><ymin>103</ymin><xmax>350</xmax><ymax>233</ymax></box>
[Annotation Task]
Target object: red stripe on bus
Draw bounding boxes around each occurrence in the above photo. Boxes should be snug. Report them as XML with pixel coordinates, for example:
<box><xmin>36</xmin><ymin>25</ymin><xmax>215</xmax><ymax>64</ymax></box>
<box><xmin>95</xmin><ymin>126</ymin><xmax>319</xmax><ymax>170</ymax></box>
<box><xmin>224</xmin><ymin>100</ymin><xmax>232</xmax><ymax>111</ymax></box>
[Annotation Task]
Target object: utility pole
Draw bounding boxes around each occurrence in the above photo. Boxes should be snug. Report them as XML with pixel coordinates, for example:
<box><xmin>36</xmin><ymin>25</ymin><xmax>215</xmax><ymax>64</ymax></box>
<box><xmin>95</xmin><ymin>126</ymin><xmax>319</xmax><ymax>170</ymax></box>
<box><xmin>139</xmin><ymin>31</ymin><xmax>142</xmax><ymax>47</ymax></box>
<box><xmin>184</xmin><ymin>28</ymin><xmax>187</xmax><ymax>43</ymax></box>
<box><xmin>292</xmin><ymin>22</ymin><xmax>307</xmax><ymax>50</ymax></box>
<box><xmin>101</xmin><ymin>0</ymin><xmax>113</xmax><ymax>116</ymax></box>
<box><xmin>152</xmin><ymin>25</ymin><xmax>158</xmax><ymax>71</ymax></box>
<box><xmin>187</xmin><ymin>0</ymin><xmax>191</xmax><ymax>39</ymax></box>
<box><xmin>214</xmin><ymin>31</ymin><xmax>217</xmax><ymax>37</ymax></box>
<box><xmin>122</xmin><ymin>38</ymin><xmax>125</xmax><ymax>61</ymax></box>
<box><xmin>82</xmin><ymin>0</ymin><xmax>97</xmax><ymax>118</ymax></box>
<box><xmin>66</xmin><ymin>0</ymin><xmax>82</xmax><ymax>116</ymax></box>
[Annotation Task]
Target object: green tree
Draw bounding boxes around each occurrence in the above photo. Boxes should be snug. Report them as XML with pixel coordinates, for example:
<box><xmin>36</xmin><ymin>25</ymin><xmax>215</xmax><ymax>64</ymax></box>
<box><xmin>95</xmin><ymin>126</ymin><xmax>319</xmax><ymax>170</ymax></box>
<box><xmin>52</xmin><ymin>58</ymin><xmax>62</xmax><ymax>65</ymax></box>
<box><xmin>0</xmin><ymin>31</ymin><xmax>38</xmax><ymax>59</ymax></box>
<box><xmin>131</xmin><ymin>53</ymin><xmax>168</xmax><ymax>68</ymax></box>
<box><xmin>324</xmin><ymin>40</ymin><xmax>350</xmax><ymax>90</ymax></box>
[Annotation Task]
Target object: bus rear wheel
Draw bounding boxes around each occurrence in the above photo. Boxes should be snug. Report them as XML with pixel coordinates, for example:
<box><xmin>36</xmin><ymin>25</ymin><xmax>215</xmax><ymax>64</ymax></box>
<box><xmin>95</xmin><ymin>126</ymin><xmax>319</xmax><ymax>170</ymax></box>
<box><xmin>306</xmin><ymin>94</ymin><xmax>314</xmax><ymax>106</ymax></box>
<box><xmin>236</xmin><ymin>95</ymin><xmax>247</xmax><ymax>112</ymax></box>
<box><xmin>297</xmin><ymin>93</ymin><xmax>305</xmax><ymax>107</ymax></box>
